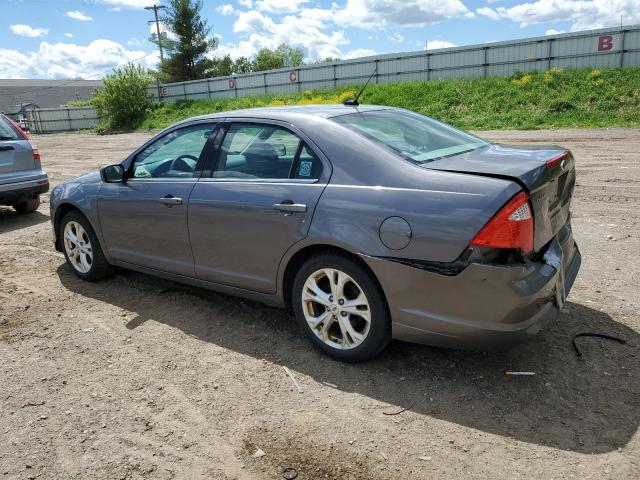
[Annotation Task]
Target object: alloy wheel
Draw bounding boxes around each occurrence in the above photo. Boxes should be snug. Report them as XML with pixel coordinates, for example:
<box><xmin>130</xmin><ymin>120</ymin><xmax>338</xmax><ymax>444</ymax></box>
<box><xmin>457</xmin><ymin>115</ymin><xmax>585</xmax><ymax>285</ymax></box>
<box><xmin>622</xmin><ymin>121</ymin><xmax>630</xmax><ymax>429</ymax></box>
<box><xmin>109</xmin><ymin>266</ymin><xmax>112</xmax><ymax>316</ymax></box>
<box><xmin>301</xmin><ymin>268</ymin><xmax>371</xmax><ymax>350</ymax></box>
<box><xmin>63</xmin><ymin>221</ymin><xmax>93</xmax><ymax>274</ymax></box>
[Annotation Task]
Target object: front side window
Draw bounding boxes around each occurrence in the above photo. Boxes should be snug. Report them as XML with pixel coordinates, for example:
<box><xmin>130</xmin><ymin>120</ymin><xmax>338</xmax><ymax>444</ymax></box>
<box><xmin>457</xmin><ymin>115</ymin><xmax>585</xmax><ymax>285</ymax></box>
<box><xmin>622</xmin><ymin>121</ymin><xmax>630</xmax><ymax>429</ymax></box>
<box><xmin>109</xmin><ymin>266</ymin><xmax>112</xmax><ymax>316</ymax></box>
<box><xmin>214</xmin><ymin>123</ymin><xmax>321</xmax><ymax>180</ymax></box>
<box><xmin>132</xmin><ymin>124</ymin><xmax>214</xmax><ymax>179</ymax></box>
<box><xmin>332</xmin><ymin>109</ymin><xmax>488</xmax><ymax>164</ymax></box>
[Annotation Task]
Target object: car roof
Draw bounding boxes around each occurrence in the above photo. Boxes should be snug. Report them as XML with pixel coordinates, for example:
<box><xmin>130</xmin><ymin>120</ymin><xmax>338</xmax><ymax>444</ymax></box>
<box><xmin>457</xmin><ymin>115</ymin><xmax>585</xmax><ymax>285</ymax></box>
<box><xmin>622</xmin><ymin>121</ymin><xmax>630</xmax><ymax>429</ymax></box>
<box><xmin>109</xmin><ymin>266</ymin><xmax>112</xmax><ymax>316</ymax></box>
<box><xmin>182</xmin><ymin>104</ymin><xmax>390</xmax><ymax>125</ymax></box>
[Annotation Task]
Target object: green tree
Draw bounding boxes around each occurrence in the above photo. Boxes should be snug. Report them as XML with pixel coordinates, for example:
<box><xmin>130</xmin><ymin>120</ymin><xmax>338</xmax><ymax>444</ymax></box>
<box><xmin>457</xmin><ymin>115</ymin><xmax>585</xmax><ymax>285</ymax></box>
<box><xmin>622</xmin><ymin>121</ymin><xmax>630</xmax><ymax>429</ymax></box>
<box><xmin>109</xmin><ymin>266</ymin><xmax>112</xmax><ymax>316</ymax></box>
<box><xmin>275</xmin><ymin>43</ymin><xmax>304</xmax><ymax>67</ymax></box>
<box><xmin>253</xmin><ymin>47</ymin><xmax>285</xmax><ymax>71</ymax></box>
<box><xmin>92</xmin><ymin>63</ymin><xmax>151</xmax><ymax>130</ymax></box>
<box><xmin>232</xmin><ymin>56</ymin><xmax>253</xmax><ymax>74</ymax></box>
<box><xmin>209</xmin><ymin>54</ymin><xmax>234</xmax><ymax>77</ymax></box>
<box><xmin>252</xmin><ymin>43</ymin><xmax>304</xmax><ymax>72</ymax></box>
<box><xmin>158</xmin><ymin>0</ymin><xmax>217</xmax><ymax>82</ymax></box>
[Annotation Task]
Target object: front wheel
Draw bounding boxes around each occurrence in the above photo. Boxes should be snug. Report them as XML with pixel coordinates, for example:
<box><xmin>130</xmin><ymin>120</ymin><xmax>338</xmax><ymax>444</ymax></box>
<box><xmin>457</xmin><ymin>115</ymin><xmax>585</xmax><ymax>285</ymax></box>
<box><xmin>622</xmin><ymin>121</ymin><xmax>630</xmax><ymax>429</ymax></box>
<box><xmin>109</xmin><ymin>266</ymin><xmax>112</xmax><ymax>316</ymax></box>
<box><xmin>292</xmin><ymin>253</ymin><xmax>391</xmax><ymax>362</ymax></box>
<box><xmin>60</xmin><ymin>211</ymin><xmax>112</xmax><ymax>281</ymax></box>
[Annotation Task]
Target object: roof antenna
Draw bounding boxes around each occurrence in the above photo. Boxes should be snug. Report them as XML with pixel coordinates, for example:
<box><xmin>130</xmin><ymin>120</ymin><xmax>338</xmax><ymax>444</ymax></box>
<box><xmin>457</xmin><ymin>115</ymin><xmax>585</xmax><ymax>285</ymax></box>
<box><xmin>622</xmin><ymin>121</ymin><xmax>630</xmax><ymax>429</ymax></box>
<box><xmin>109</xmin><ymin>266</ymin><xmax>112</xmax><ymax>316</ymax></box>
<box><xmin>344</xmin><ymin>66</ymin><xmax>377</xmax><ymax>106</ymax></box>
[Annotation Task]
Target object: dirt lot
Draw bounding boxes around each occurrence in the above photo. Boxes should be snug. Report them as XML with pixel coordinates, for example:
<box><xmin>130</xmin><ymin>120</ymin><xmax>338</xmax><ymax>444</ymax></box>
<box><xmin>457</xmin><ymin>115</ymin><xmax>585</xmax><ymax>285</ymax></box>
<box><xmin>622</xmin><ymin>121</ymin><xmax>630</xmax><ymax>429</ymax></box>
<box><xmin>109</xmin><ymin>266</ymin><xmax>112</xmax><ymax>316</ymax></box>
<box><xmin>1</xmin><ymin>129</ymin><xmax>638</xmax><ymax>479</ymax></box>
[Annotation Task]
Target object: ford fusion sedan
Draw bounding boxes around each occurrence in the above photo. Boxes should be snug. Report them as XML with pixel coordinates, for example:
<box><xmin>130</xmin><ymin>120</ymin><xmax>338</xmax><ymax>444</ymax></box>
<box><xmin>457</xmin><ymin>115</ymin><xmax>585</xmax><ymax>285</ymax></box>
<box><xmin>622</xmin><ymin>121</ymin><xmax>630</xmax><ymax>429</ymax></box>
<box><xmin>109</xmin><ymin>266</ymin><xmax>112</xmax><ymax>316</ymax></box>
<box><xmin>50</xmin><ymin>105</ymin><xmax>580</xmax><ymax>362</ymax></box>
<box><xmin>0</xmin><ymin>113</ymin><xmax>48</xmax><ymax>214</ymax></box>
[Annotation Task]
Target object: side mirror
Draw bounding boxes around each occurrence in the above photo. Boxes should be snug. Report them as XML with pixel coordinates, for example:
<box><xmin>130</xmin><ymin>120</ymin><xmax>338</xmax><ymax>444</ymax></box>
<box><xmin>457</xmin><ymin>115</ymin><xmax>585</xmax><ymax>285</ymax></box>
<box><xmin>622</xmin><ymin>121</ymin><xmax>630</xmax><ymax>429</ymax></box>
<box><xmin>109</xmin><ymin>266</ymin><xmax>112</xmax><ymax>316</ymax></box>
<box><xmin>100</xmin><ymin>164</ymin><xmax>125</xmax><ymax>183</ymax></box>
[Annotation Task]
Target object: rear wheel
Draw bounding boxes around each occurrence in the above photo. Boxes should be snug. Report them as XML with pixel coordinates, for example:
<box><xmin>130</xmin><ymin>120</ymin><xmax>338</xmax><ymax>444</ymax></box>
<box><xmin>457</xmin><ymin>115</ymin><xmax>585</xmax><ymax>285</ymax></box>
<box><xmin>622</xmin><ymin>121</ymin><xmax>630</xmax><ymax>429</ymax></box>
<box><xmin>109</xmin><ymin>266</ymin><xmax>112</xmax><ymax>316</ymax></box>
<box><xmin>292</xmin><ymin>253</ymin><xmax>391</xmax><ymax>362</ymax></box>
<box><xmin>60</xmin><ymin>211</ymin><xmax>112</xmax><ymax>281</ymax></box>
<box><xmin>12</xmin><ymin>196</ymin><xmax>40</xmax><ymax>214</ymax></box>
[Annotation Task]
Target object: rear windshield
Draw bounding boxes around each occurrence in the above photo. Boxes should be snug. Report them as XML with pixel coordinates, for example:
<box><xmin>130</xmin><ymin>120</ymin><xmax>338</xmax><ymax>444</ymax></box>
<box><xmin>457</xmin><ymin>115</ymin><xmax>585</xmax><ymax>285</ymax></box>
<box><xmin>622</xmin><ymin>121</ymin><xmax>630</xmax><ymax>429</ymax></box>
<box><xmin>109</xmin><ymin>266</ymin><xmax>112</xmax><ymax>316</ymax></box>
<box><xmin>0</xmin><ymin>116</ymin><xmax>20</xmax><ymax>141</ymax></box>
<box><xmin>332</xmin><ymin>109</ymin><xmax>488</xmax><ymax>164</ymax></box>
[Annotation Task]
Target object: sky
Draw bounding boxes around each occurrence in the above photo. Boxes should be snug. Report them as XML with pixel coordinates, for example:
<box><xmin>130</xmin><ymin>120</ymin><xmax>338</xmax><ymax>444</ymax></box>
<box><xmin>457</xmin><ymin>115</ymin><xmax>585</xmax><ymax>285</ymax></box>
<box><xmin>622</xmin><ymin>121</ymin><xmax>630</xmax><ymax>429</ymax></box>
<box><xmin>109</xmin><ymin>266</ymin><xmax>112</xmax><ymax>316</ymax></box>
<box><xmin>0</xmin><ymin>0</ymin><xmax>639</xmax><ymax>79</ymax></box>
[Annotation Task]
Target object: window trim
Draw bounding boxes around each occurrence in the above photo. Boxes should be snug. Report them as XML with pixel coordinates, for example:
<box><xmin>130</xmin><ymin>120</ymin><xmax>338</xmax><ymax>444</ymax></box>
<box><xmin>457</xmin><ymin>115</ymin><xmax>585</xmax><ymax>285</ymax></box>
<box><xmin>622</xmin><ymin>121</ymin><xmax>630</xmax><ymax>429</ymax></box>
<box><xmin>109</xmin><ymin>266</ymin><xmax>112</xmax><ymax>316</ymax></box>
<box><xmin>207</xmin><ymin>118</ymin><xmax>330</xmax><ymax>184</ymax></box>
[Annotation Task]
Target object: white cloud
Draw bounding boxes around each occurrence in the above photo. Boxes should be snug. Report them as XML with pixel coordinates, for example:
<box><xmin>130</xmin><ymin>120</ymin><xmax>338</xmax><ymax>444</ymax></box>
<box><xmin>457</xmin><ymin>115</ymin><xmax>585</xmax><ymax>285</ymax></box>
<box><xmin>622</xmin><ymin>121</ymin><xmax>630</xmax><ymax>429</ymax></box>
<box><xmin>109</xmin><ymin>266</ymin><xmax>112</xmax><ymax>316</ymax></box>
<box><xmin>66</xmin><ymin>10</ymin><xmax>93</xmax><ymax>21</ymax></box>
<box><xmin>343</xmin><ymin>48</ymin><xmax>377</xmax><ymax>59</ymax></box>
<box><xmin>492</xmin><ymin>0</ymin><xmax>640</xmax><ymax>31</ymax></box>
<box><xmin>387</xmin><ymin>33</ymin><xmax>405</xmax><ymax>43</ymax></box>
<box><xmin>333</xmin><ymin>0</ymin><xmax>472</xmax><ymax>29</ymax></box>
<box><xmin>216</xmin><ymin>4</ymin><xmax>235</xmax><ymax>15</ymax></box>
<box><xmin>545</xmin><ymin>28</ymin><xmax>566</xmax><ymax>35</ymax></box>
<box><xmin>99</xmin><ymin>0</ymin><xmax>156</xmax><ymax>8</ymax></box>
<box><xmin>476</xmin><ymin>7</ymin><xmax>501</xmax><ymax>21</ymax></box>
<box><xmin>426</xmin><ymin>40</ymin><xmax>456</xmax><ymax>49</ymax></box>
<box><xmin>0</xmin><ymin>39</ymin><xmax>158</xmax><ymax>79</ymax></box>
<box><xmin>127</xmin><ymin>37</ymin><xmax>145</xmax><ymax>46</ymax></box>
<box><xmin>223</xmin><ymin>1</ymin><xmax>473</xmax><ymax>62</ymax></box>
<box><xmin>237</xmin><ymin>0</ymin><xmax>253</xmax><ymax>7</ymax></box>
<box><xmin>64</xmin><ymin>33</ymin><xmax>74</xmax><ymax>38</ymax></box>
<box><xmin>10</xmin><ymin>24</ymin><xmax>49</xmax><ymax>38</ymax></box>
<box><xmin>218</xmin><ymin>9</ymin><xmax>349</xmax><ymax>61</ymax></box>
<box><xmin>255</xmin><ymin>0</ymin><xmax>308</xmax><ymax>13</ymax></box>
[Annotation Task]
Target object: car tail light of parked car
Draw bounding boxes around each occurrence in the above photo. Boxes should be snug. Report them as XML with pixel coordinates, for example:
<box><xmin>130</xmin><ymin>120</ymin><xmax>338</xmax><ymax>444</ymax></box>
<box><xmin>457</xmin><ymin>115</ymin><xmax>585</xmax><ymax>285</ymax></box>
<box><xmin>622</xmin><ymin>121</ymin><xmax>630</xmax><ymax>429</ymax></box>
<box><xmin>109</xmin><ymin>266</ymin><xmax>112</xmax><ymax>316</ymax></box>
<box><xmin>470</xmin><ymin>191</ymin><xmax>534</xmax><ymax>254</ymax></box>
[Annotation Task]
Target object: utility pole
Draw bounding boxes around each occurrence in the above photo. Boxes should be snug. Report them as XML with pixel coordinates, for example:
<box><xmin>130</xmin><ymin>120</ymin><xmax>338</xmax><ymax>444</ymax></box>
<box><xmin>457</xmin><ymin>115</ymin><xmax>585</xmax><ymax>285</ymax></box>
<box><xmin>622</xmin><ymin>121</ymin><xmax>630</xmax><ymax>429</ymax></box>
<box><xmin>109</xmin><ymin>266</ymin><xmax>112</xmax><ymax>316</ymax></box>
<box><xmin>145</xmin><ymin>4</ymin><xmax>167</xmax><ymax>101</ymax></box>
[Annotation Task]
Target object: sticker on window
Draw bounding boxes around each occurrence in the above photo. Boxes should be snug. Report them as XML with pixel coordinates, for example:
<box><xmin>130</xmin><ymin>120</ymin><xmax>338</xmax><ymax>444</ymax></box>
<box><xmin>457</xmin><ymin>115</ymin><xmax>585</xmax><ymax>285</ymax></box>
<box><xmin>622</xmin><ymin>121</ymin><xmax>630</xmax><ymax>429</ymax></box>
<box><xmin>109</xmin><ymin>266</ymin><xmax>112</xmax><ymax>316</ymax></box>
<box><xmin>298</xmin><ymin>160</ymin><xmax>313</xmax><ymax>177</ymax></box>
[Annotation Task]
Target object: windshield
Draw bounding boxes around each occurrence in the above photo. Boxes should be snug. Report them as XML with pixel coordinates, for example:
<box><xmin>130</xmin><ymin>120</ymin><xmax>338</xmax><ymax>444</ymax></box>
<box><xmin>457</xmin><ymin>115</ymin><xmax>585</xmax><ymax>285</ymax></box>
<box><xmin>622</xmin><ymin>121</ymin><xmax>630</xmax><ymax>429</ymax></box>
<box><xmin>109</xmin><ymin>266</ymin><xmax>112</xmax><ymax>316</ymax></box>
<box><xmin>332</xmin><ymin>109</ymin><xmax>488</xmax><ymax>164</ymax></box>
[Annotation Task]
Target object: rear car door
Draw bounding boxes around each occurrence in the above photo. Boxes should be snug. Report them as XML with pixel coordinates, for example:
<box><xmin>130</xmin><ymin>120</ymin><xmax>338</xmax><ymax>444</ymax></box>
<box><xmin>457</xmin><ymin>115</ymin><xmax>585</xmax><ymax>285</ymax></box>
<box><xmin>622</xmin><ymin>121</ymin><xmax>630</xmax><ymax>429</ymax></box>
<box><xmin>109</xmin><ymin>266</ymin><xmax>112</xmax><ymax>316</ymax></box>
<box><xmin>98</xmin><ymin>122</ymin><xmax>217</xmax><ymax>276</ymax></box>
<box><xmin>188</xmin><ymin>120</ymin><xmax>331</xmax><ymax>293</ymax></box>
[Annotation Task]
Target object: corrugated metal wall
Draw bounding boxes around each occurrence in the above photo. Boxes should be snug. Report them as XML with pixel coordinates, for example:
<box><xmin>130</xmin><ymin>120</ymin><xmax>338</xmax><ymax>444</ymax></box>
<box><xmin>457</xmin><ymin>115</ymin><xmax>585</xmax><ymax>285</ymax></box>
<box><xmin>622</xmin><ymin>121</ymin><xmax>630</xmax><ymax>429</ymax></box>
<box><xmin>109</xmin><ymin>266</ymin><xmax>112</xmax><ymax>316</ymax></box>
<box><xmin>148</xmin><ymin>25</ymin><xmax>640</xmax><ymax>103</ymax></box>
<box><xmin>27</xmin><ymin>25</ymin><xmax>639</xmax><ymax>132</ymax></box>
<box><xmin>27</xmin><ymin>106</ymin><xmax>100</xmax><ymax>133</ymax></box>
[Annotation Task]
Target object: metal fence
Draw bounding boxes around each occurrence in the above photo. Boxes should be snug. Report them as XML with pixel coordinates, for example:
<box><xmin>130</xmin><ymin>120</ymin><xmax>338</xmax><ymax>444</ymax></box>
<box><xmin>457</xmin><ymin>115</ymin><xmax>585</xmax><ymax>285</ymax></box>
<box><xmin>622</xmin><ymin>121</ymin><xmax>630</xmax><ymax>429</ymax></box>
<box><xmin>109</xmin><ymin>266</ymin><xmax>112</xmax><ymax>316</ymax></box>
<box><xmin>25</xmin><ymin>25</ymin><xmax>640</xmax><ymax>132</ymax></box>
<box><xmin>149</xmin><ymin>24</ymin><xmax>640</xmax><ymax>103</ymax></box>
<box><xmin>27</xmin><ymin>106</ymin><xmax>100</xmax><ymax>133</ymax></box>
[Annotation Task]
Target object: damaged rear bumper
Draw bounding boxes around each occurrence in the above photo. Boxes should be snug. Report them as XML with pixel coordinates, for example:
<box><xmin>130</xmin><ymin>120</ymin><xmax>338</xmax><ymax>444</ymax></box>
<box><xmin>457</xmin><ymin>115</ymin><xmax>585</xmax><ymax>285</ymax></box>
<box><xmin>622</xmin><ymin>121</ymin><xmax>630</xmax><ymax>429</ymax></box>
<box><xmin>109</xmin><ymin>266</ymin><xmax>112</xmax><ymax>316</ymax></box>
<box><xmin>361</xmin><ymin>223</ymin><xmax>581</xmax><ymax>349</ymax></box>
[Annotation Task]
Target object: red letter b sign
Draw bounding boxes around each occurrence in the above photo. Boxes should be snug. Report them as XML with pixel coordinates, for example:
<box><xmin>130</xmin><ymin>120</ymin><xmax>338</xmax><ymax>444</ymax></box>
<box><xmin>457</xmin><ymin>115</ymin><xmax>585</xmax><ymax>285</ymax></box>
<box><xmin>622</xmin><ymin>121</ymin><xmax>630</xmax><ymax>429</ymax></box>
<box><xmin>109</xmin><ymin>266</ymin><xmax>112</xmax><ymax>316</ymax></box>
<box><xmin>597</xmin><ymin>35</ymin><xmax>613</xmax><ymax>52</ymax></box>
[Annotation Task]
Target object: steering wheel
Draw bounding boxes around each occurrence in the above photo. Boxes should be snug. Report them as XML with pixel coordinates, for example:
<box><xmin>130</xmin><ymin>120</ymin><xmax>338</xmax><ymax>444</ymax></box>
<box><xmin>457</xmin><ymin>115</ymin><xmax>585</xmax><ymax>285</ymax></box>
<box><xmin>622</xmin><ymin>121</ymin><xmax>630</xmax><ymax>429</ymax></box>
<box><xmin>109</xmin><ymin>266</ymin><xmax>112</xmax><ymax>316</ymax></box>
<box><xmin>169</xmin><ymin>154</ymin><xmax>199</xmax><ymax>173</ymax></box>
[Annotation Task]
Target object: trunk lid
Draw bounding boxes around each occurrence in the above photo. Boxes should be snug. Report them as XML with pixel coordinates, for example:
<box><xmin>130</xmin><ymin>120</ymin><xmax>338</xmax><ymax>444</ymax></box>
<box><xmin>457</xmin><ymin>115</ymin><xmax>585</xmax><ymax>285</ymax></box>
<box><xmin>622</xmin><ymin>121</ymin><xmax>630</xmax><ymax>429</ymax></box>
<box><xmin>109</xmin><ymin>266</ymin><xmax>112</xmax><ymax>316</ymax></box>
<box><xmin>424</xmin><ymin>143</ymin><xmax>576</xmax><ymax>252</ymax></box>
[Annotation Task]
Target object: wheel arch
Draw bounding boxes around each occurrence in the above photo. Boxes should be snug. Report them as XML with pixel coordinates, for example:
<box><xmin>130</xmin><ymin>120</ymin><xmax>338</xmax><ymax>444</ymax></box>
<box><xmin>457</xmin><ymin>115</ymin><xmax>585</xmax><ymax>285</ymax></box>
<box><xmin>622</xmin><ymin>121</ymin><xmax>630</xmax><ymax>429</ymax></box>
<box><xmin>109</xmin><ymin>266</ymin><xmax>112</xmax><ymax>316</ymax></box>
<box><xmin>280</xmin><ymin>243</ymin><xmax>388</xmax><ymax>313</ymax></box>
<box><xmin>53</xmin><ymin>203</ymin><xmax>95</xmax><ymax>251</ymax></box>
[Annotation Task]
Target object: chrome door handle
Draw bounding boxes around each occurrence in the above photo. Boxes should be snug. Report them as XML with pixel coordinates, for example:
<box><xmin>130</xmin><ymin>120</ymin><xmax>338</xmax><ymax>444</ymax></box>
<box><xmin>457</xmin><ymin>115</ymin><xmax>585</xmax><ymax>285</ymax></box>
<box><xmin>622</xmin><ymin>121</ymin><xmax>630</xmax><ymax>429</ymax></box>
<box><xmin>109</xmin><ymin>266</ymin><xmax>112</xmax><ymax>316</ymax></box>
<box><xmin>273</xmin><ymin>202</ymin><xmax>307</xmax><ymax>213</ymax></box>
<box><xmin>159</xmin><ymin>195</ymin><xmax>182</xmax><ymax>206</ymax></box>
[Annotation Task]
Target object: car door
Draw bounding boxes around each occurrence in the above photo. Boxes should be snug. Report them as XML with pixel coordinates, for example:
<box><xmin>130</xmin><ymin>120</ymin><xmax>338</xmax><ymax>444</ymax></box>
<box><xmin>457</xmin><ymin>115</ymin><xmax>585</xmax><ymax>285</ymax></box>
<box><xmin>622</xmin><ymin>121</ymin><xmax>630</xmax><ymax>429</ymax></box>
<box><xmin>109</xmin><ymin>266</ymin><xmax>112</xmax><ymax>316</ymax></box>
<box><xmin>188</xmin><ymin>120</ymin><xmax>331</xmax><ymax>293</ymax></box>
<box><xmin>98</xmin><ymin>122</ymin><xmax>217</xmax><ymax>276</ymax></box>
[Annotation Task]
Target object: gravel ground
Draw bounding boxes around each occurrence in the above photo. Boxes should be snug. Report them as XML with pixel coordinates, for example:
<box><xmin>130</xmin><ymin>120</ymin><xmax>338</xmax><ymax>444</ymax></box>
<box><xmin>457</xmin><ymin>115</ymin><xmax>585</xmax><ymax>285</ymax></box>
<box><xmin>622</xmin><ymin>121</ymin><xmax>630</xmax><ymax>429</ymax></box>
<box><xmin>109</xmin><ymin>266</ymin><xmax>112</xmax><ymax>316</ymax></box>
<box><xmin>1</xmin><ymin>128</ymin><xmax>638</xmax><ymax>480</ymax></box>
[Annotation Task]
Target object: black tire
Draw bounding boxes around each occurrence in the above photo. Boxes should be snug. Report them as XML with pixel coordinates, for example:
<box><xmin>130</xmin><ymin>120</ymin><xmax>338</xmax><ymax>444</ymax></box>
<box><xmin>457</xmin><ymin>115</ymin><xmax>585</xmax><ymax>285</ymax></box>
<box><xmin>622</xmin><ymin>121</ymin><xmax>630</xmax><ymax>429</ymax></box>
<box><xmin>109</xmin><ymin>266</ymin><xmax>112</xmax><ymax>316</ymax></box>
<box><xmin>12</xmin><ymin>196</ymin><xmax>40</xmax><ymax>214</ymax></box>
<box><xmin>292</xmin><ymin>253</ymin><xmax>391</xmax><ymax>362</ymax></box>
<box><xmin>60</xmin><ymin>210</ymin><xmax>112</xmax><ymax>281</ymax></box>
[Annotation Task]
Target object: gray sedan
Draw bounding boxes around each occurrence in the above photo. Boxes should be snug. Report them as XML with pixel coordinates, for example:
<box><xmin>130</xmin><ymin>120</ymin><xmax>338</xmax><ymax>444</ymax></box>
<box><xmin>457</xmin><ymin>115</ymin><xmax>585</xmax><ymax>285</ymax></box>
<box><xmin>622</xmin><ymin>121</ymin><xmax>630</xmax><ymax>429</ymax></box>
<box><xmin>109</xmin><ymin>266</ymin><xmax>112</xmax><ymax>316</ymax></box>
<box><xmin>50</xmin><ymin>105</ymin><xmax>581</xmax><ymax>361</ymax></box>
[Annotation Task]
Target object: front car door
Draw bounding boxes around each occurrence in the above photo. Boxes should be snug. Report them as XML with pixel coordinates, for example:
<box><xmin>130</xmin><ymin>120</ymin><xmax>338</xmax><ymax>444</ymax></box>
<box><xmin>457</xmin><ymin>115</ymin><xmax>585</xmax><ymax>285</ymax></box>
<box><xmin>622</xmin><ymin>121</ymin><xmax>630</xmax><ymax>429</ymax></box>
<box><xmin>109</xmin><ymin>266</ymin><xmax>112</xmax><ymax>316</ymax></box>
<box><xmin>98</xmin><ymin>122</ymin><xmax>217</xmax><ymax>276</ymax></box>
<box><xmin>188</xmin><ymin>120</ymin><xmax>331</xmax><ymax>293</ymax></box>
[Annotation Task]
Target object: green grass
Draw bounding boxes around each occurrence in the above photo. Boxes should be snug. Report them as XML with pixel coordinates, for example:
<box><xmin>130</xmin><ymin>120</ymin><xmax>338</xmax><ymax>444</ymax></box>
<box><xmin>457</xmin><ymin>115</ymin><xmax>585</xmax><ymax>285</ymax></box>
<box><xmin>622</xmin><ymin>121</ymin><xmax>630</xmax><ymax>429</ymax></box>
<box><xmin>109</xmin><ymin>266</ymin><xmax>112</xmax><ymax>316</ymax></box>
<box><xmin>139</xmin><ymin>67</ymin><xmax>640</xmax><ymax>131</ymax></box>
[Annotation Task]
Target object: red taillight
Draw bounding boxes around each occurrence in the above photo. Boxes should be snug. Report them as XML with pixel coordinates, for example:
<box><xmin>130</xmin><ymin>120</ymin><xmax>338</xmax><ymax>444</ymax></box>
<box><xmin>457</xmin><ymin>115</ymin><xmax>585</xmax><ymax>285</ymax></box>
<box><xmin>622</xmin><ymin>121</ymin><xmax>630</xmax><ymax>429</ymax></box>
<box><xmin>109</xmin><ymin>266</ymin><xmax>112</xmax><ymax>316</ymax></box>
<box><xmin>32</xmin><ymin>146</ymin><xmax>41</xmax><ymax>162</ymax></box>
<box><xmin>546</xmin><ymin>152</ymin><xmax>569</xmax><ymax>169</ymax></box>
<box><xmin>470</xmin><ymin>191</ymin><xmax>534</xmax><ymax>254</ymax></box>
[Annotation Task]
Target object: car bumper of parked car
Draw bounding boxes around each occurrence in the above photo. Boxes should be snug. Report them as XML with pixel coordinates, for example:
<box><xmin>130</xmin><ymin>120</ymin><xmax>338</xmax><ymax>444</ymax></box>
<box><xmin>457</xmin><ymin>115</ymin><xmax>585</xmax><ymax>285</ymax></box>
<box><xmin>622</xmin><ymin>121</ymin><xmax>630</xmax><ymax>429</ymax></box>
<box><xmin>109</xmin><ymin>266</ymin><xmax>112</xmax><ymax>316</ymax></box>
<box><xmin>361</xmin><ymin>223</ymin><xmax>581</xmax><ymax>349</ymax></box>
<box><xmin>0</xmin><ymin>173</ymin><xmax>49</xmax><ymax>204</ymax></box>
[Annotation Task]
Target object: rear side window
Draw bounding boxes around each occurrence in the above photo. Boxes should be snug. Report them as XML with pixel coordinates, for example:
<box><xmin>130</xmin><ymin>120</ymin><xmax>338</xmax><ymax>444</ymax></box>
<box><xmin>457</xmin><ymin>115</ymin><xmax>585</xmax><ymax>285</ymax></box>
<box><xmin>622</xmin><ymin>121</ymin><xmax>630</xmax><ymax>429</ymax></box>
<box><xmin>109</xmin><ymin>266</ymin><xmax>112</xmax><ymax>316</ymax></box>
<box><xmin>213</xmin><ymin>123</ymin><xmax>322</xmax><ymax>180</ymax></box>
<box><xmin>332</xmin><ymin>109</ymin><xmax>488</xmax><ymax>164</ymax></box>
<box><xmin>0</xmin><ymin>116</ymin><xmax>20</xmax><ymax>140</ymax></box>
<box><xmin>292</xmin><ymin>144</ymin><xmax>322</xmax><ymax>179</ymax></box>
